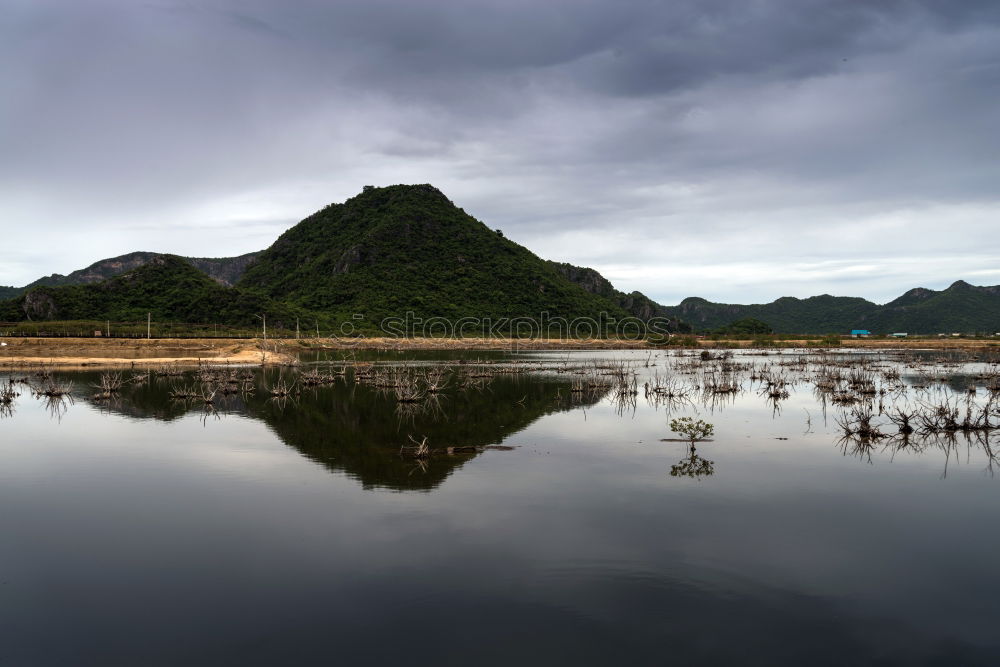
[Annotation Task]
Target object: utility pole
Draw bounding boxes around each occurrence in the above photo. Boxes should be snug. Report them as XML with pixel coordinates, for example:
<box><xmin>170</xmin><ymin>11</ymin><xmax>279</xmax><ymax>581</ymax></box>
<box><xmin>315</xmin><ymin>320</ymin><xmax>319</xmax><ymax>338</ymax></box>
<box><xmin>296</xmin><ymin>317</ymin><xmax>300</xmax><ymax>339</ymax></box>
<box><xmin>255</xmin><ymin>314</ymin><xmax>266</xmax><ymax>344</ymax></box>
<box><xmin>107</xmin><ymin>320</ymin><xmax>110</xmax><ymax>338</ymax></box>
<box><xmin>147</xmin><ymin>312</ymin><xmax>151</xmax><ymax>339</ymax></box>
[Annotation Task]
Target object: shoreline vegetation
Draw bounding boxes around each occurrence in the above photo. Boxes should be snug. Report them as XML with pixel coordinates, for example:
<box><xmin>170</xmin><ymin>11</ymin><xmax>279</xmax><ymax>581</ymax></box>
<box><xmin>1</xmin><ymin>335</ymin><xmax>997</xmax><ymax>369</ymax></box>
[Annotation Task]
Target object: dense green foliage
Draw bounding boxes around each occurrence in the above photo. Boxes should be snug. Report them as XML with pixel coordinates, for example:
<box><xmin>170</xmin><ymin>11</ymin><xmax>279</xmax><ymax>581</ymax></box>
<box><xmin>237</xmin><ymin>184</ymin><xmax>632</xmax><ymax>327</ymax></box>
<box><xmin>713</xmin><ymin>317</ymin><xmax>773</xmax><ymax>335</ymax></box>
<box><xmin>0</xmin><ymin>256</ymin><xmax>308</xmax><ymax>328</ymax></box>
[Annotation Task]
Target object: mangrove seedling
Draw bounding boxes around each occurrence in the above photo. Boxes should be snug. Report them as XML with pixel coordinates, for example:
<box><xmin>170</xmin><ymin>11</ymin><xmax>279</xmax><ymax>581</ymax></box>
<box><xmin>669</xmin><ymin>417</ymin><xmax>715</xmax><ymax>444</ymax></box>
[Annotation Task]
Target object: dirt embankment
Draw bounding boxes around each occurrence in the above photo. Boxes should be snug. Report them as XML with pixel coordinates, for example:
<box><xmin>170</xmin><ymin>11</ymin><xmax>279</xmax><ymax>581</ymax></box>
<box><xmin>0</xmin><ymin>336</ymin><xmax>659</xmax><ymax>368</ymax></box>
<box><xmin>0</xmin><ymin>337</ymin><xmax>294</xmax><ymax>368</ymax></box>
<box><xmin>0</xmin><ymin>336</ymin><xmax>657</xmax><ymax>367</ymax></box>
<box><xmin>0</xmin><ymin>335</ymin><xmax>994</xmax><ymax>368</ymax></box>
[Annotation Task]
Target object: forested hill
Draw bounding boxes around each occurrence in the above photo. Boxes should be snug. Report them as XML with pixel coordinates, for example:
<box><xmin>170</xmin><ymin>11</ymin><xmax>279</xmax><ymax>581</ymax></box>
<box><xmin>235</xmin><ymin>184</ymin><xmax>633</xmax><ymax>323</ymax></box>
<box><xmin>664</xmin><ymin>281</ymin><xmax>1000</xmax><ymax>334</ymax></box>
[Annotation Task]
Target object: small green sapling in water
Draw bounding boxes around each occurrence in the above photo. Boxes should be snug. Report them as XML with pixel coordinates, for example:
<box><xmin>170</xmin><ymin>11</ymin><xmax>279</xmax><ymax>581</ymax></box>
<box><xmin>669</xmin><ymin>417</ymin><xmax>714</xmax><ymax>444</ymax></box>
<box><xmin>668</xmin><ymin>417</ymin><xmax>716</xmax><ymax>479</ymax></box>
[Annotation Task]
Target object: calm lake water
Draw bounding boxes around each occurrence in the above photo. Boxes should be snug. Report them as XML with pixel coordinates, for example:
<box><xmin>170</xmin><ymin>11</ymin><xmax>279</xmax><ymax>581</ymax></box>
<box><xmin>2</xmin><ymin>348</ymin><xmax>999</xmax><ymax>665</ymax></box>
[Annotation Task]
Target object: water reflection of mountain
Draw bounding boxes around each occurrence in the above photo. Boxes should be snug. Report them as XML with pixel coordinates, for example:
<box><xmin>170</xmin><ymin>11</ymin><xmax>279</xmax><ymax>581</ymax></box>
<box><xmin>265</xmin><ymin>377</ymin><xmax>606</xmax><ymax>491</ymax></box>
<box><xmin>85</xmin><ymin>371</ymin><xmax>606</xmax><ymax>491</ymax></box>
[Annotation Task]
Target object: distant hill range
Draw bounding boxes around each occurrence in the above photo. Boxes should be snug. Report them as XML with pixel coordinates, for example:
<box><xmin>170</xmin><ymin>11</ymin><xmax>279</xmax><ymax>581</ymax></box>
<box><xmin>0</xmin><ymin>251</ymin><xmax>261</xmax><ymax>300</ymax></box>
<box><xmin>1</xmin><ymin>184</ymin><xmax>996</xmax><ymax>334</ymax></box>
<box><xmin>0</xmin><ymin>255</ymin><xmax>302</xmax><ymax>326</ymax></box>
<box><xmin>661</xmin><ymin>281</ymin><xmax>1000</xmax><ymax>334</ymax></box>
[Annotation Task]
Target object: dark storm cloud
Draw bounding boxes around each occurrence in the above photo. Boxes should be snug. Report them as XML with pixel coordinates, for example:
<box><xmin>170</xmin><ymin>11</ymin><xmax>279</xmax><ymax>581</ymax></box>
<box><xmin>1</xmin><ymin>0</ymin><xmax>998</xmax><ymax>303</ymax></box>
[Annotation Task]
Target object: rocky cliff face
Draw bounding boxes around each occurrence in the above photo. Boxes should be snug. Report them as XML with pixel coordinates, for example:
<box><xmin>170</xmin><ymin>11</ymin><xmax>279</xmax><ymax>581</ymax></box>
<box><xmin>547</xmin><ymin>263</ymin><xmax>616</xmax><ymax>299</ymax></box>
<box><xmin>186</xmin><ymin>252</ymin><xmax>262</xmax><ymax>285</ymax></box>
<box><xmin>69</xmin><ymin>253</ymin><xmax>158</xmax><ymax>284</ymax></box>
<box><xmin>21</xmin><ymin>290</ymin><xmax>59</xmax><ymax>320</ymax></box>
<box><xmin>547</xmin><ymin>260</ymin><xmax>689</xmax><ymax>330</ymax></box>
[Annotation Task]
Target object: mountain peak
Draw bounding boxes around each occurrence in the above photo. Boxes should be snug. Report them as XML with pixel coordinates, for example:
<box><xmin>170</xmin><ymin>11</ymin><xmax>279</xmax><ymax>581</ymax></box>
<box><xmin>236</xmin><ymin>185</ymin><xmax>634</xmax><ymax>322</ymax></box>
<box><xmin>351</xmin><ymin>183</ymin><xmax>452</xmax><ymax>205</ymax></box>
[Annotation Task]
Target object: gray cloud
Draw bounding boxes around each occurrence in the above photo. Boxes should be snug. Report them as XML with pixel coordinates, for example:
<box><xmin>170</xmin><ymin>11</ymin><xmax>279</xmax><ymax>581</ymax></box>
<box><xmin>1</xmin><ymin>0</ymin><xmax>998</xmax><ymax>304</ymax></box>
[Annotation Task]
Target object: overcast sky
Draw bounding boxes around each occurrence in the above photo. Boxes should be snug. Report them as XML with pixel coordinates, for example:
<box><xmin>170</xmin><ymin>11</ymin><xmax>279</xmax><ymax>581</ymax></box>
<box><xmin>2</xmin><ymin>0</ymin><xmax>998</xmax><ymax>304</ymax></box>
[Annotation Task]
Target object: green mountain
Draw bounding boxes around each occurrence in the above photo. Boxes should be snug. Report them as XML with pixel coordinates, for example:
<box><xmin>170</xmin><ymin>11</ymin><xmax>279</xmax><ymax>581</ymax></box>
<box><xmin>236</xmin><ymin>184</ymin><xmax>633</xmax><ymax>327</ymax></box>
<box><xmin>0</xmin><ymin>250</ymin><xmax>261</xmax><ymax>300</ymax></box>
<box><xmin>862</xmin><ymin>281</ymin><xmax>1000</xmax><ymax>333</ymax></box>
<box><xmin>0</xmin><ymin>255</ymin><xmax>302</xmax><ymax>326</ymax></box>
<box><xmin>665</xmin><ymin>281</ymin><xmax>1000</xmax><ymax>334</ymax></box>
